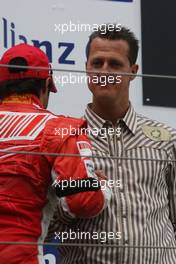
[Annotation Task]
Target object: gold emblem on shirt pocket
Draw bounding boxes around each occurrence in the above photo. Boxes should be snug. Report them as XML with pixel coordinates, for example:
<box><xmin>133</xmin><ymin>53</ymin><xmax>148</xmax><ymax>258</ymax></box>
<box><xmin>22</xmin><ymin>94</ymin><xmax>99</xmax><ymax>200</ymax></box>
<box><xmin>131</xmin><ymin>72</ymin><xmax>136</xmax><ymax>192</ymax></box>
<box><xmin>142</xmin><ymin>125</ymin><xmax>171</xmax><ymax>141</ymax></box>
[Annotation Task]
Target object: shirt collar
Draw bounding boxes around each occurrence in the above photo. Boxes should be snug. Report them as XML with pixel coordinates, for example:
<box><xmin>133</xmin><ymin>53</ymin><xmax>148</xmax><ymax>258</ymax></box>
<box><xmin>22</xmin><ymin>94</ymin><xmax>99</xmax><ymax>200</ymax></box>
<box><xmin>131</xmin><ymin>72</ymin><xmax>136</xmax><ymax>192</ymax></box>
<box><xmin>122</xmin><ymin>103</ymin><xmax>137</xmax><ymax>135</ymax></box>
<box><xmin>84</xmin><ymin>102</ymin><xmax>137</xmax><ymax>136</ymax></box>
<box><xmin>84</xmin><ymin>103</ymin><xmax>107</xmax><ymax>131</ymax></box>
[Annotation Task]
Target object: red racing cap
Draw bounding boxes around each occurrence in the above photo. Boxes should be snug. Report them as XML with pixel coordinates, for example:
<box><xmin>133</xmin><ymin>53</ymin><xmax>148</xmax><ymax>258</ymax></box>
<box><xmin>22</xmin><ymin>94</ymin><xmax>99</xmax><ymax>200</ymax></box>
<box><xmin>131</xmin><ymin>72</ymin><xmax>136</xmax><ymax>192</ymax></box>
<box><xmin>0</xmin><ymin>43</ymin><xmax>57</xmax><ymax>93</ymax></box>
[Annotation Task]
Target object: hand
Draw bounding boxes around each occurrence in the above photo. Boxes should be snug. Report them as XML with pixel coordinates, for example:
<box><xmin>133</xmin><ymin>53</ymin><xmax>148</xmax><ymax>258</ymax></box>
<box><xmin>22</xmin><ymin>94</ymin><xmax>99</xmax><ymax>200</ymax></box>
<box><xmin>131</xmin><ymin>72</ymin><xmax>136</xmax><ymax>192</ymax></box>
<box><xmin>95</xmin><ymin>170</ymin><xmax>108</xmax><ymax>181</ymax></box>
<box><xmin>95</xmin><ymin>170</ymin><xmax>109</xmax><ymax>191</ymax></box>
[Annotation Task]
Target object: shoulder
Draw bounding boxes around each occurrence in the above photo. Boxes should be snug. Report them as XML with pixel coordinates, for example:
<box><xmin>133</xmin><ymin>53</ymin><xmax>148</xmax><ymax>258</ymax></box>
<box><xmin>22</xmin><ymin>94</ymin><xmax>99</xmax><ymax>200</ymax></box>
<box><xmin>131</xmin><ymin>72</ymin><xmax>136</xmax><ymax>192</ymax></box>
<box><xmin>42</xmin><ymin>116</ymin><xmax>87</xmax><ymax>139</ymax></box>
<box><xmin>41</xmin><ymin>116</ymin><xmax>87</xmax><ymax>153</ymax></box>
<box><xmin>45</xmin><ymin>115</ymin><xmax>87</xmax><ymax>130</ymax></box>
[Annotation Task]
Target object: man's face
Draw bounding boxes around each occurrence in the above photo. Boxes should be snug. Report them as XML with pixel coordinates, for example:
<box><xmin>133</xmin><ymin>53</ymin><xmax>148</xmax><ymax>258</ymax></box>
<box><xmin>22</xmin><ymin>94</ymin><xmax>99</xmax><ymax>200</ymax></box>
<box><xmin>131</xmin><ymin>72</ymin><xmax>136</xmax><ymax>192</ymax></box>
<box><xmin>86</xmin><ymin>38</ymin><xmax>138</xmax><ymax>104</ymax></box>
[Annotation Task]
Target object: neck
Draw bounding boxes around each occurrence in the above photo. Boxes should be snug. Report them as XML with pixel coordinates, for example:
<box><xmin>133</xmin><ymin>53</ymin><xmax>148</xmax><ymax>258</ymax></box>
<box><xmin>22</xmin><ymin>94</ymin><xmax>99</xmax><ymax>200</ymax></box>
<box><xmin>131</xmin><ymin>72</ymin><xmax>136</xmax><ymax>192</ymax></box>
<box><xmin>90</xmin><ymin>99</ymin><xmax>129</xmax><ymax>124</ymax></box>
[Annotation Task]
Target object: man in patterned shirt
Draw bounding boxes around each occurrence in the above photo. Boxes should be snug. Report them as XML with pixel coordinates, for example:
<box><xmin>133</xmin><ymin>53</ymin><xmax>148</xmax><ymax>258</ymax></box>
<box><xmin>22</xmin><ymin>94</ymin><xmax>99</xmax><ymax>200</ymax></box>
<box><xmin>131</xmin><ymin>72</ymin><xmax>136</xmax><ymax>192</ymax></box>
<box><xmin>48</xmin><ymin>25</ymin><xmax>176</xmax><ymax>264</ymax></box>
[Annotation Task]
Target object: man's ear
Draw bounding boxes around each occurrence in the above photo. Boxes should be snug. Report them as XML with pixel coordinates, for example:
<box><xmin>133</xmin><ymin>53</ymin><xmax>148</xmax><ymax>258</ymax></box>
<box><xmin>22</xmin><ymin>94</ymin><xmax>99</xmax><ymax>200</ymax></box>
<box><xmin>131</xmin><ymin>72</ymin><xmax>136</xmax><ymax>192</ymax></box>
<box><xmin>42</xmin><ymin>78</ymin><xmax>50</xmax><ymax>94</ymax></box>
<box><xmin>130</xmin><ymin>64</ymin><xmax>139</xmax><ymax>81</ymax></box>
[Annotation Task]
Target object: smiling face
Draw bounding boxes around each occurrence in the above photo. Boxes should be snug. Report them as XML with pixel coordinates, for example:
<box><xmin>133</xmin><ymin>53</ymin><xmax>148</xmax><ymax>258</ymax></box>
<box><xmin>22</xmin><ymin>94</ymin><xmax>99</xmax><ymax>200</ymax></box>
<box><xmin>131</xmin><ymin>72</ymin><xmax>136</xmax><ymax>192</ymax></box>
<box><xmin>86</xmin><ymin>38</ymin><xmax>138</xmax><ymax>106</ymax></box>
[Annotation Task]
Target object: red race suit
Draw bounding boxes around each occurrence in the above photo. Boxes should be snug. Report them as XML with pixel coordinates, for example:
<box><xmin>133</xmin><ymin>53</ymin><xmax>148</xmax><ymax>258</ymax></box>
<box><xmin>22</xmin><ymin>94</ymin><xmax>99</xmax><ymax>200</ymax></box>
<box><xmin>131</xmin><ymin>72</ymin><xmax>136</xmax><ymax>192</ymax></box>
<box><xmin>0</xmin><ymin>95</ymin><xmax>111</xmax><ymax>264</ymax></box>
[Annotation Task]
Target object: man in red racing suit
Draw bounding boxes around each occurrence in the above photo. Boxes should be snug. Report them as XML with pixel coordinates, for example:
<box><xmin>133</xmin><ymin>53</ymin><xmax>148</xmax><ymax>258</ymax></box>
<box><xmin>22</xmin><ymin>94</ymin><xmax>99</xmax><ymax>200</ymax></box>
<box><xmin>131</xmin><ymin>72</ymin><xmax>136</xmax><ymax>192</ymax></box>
<box><xmin>0</xmin><ymin>44</ymin><xmax>111</xmax><ymax>264</ymax></box>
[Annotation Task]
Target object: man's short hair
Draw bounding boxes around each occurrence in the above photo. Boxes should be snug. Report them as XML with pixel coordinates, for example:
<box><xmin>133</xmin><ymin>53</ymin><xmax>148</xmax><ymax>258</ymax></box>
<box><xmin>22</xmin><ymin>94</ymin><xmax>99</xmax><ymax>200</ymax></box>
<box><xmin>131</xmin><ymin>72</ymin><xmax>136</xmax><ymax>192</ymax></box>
<box><xmin>86</xmin><ymin>24</ymin><xmax>139</xmax><ymax>65</ymax></box>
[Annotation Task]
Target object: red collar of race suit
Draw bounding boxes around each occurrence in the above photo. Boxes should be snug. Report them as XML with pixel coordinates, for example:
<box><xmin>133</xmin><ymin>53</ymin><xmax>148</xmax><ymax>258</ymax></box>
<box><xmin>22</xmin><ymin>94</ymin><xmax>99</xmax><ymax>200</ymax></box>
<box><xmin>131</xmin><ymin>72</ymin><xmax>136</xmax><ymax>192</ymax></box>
<box><xmin>0</xmin><ymin>94</ymin><xmax>43</xmax><ymax>109</ymax></box>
